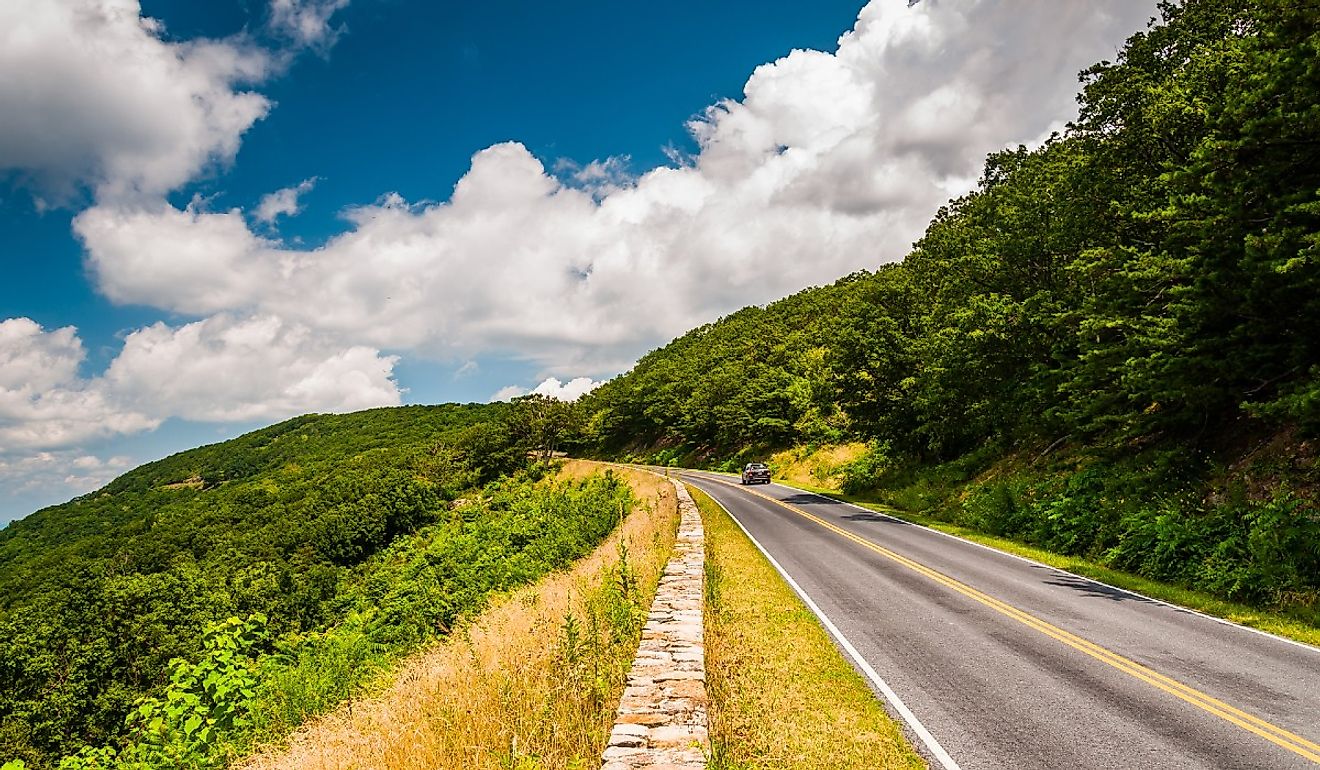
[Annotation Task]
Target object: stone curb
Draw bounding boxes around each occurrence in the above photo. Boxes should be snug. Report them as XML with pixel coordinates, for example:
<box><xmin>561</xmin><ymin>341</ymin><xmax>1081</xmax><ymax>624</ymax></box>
<box><xmin>601</xmin><ymin>478</ymin><xmax>708</xmax><ymax>770</ymax></box>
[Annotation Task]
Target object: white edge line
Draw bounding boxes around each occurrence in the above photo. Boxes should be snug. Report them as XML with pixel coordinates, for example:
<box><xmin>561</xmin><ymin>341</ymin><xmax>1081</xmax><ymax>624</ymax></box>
<box><xmin>686</xmin><ymin>474</ymin><xmax>963</xmax><ymax>770</ymax></box>
<box><xmin>676</xmin><ymin>470</ymin><xmax>1320</xmax><ymax>656</ymax></box>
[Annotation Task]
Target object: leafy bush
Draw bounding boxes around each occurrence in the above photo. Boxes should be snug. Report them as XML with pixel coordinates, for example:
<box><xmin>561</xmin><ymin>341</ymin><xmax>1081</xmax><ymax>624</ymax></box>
<box><xmin>53</xmin><ymin>614</ymin><xmax>266</xmax><ymax>769</ymax></box>
<box><xmin>950</xmin><ymin>466</ymin><xmax>1320</xmax><ymax>610</ymax></box>
<box><xmin>838</xmin><ymin>443</ymin><xmax>893</xmax><ymax>495</ymax></box>
<box><xmin>1196</xmin><ymin>493</ymin><xmax>1320</xmax><ymax>603</ymax></box>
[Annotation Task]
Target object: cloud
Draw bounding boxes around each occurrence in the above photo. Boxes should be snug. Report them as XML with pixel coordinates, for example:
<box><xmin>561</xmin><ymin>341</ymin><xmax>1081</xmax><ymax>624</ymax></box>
<box><xmin>0</xmin><ymin>451</ymin><xmax>133</xmax><ymax>498</ymax></box>
<box><xmin>0</xmin><ymin>318</ymin><xmax>158</xmax><ymax>452</ymax></box>
<box><xmin>269</xmin><ymin>0</ymin><xmax>350</xmax><ymax>51</ymax></box>
<box><xmin>104</xmin><ymin>314</ymin><xmax>403</xmax><ymax>422</ymax></box>
<box><xmin>0</xmin><ymin>0</ymin><xmax>350</xmax><ymax>204</ymax></box>
<box><xmin>76</xmin><ymin>198</ymin><xmax>280</xmax><ymax>314</ymax></box>
<box><xmin>0</xmin><ymin>315</ymin><xmax>402</xmax><ymax>452</ymax></box>
<box><xmin>0</xmin><ymin>0</ymin><xmax>273</xmax><ymax>202</ymax></box>
<box><xmin>489</xmin><ymin>385</ymin><xmax>527</xmax><ymax>402</ymax></box>
<box><xmin>254</xmin><ymin>177</ymin><xmax>319</xmax><ymax>224</ymax></box>
<box><xmin>555</xmin><ymin>156</ymin><xmax>634</xmax><ymax>200</ymax></box>
<box><xmin>73</xmin><ymin>1</ymin><xmax>1158</xmax><ymax>379</ymax></box>
<box><xmin>492</xmin><ymin>376</ymin><xmax>603</xmax><ymax>403</ymax></box>
<box><xmin>0</xmin><ymin>318</ymin><xmax>84</xmax><ymax>392</ymax></box>
<box><xmin>532</xmin><ymin>376</ymin><xmax>602</xmax><ymax>401</ymax></box>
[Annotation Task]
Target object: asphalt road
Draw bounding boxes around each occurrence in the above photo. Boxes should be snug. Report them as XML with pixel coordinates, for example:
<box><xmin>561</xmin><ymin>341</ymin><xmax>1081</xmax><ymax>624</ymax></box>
<box><xmin>678</xmin><ymin>470</ymin><xmax>1320</xmax><ymax>769</ymax></box>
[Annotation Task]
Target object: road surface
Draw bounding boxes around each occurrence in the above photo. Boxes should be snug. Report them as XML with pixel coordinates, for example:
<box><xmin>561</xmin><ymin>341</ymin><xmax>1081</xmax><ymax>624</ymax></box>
<box><xmin>678</xmin><ymin>470</ymin><xmax>1320</xmax><ymax>769</ymax></box>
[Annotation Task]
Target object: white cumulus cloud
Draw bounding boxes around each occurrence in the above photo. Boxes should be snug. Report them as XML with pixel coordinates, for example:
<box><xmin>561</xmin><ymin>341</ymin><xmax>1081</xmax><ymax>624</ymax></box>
<box><xmin>0</xmin><ymin>316</ymin><xmax>402</xmax><ymax>452</ymax></box>
<box><xmin>104</xmin><ymin>314</ymin><xmax>404</xmax><ymax>422</ymax></box>
<box><xmin>73</xmin><ymin>1</ymin><xmax>1158</xmax><ymax>378</ymax></box>
<box><xmin>254</xmin><ymin>177</ymin><xmax>319</xmax><ymax>224</ymax></box>
<box><xmin>0</xmin><ymin>318</ymin><xmax>84</xmax><ymax>392</ymax></box>
<box><xmin>0</xmin><ymin>318</ymin><xmax>158</xmax><ymax>452</ymax></box>
<box><xmin>492</xmin><ymin>376</ymin><xmax>603</xmax><ymax>403</ymax></box>
<box><xmin>0</xmin><ymin>0</ymin><xmax>273</xmax><ymax>202</ymax></box>
<box><xmin>76</xmin><ymin>198</ymin><xmax>280</xmax><ymax>313</ymax></box>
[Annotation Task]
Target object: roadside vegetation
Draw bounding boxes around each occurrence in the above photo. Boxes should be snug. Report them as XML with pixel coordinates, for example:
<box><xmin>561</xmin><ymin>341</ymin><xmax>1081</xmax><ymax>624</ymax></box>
<box><xmin>0</xmin><ymin>398</ymin><xmax>586</xmax><ymax>769</ymax></box>
<box><xmin>765</xmin><ymin>444</ymin><xmax>868</xmax><ymax>490</ymax></box>
<box><xmin>784</xmin><ymin>472</ymin><xmax>1320</xmax><ymax>648</ymax></box>
<box><xmin>5</xmin><ymin>1</ymin><xmax>1320</xmax><ymax>766</ymax></box>
<box><xmin>239</xmin><ymin>462</ymin><xmax>678</xmax><ymax>770</ymax></box>
<box><xmin>578</xmin><ymin>0</ymin><xmax>1320</xmax><ymax>635</ymax></box>
<box><xmin>693</xmin><ymin>486</ymin><xmax>924</xmax><ymax>769</ymax></box>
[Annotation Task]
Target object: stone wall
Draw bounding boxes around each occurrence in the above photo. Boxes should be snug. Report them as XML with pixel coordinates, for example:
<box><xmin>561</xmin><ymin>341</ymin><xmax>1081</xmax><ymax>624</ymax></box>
<box><xmin>601</xmin><ymin>478</ymin><xmax>709</xmax><ymax>770</ymax></box>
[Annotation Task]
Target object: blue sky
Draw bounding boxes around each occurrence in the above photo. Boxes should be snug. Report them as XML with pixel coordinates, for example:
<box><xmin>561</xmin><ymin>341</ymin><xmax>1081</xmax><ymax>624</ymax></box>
<box><xmin>0</xmin><ymin>0</ymin><xmax>1158</xmax><ymax>522</ymax></box>
<box><xmin>4</xmin><ymin>0</ymin><xmax>863</xmax><ymax>387</ymax></box>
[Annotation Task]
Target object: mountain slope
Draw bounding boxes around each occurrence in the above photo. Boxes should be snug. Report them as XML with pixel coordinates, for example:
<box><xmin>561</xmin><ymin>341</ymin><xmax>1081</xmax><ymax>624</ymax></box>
<box><xmin>579</xmin><ymin>0</ymin><xmax>1320</xmax><ymax>619</ymax></box>
<box><xmin>0</xmin><ymin>400</ymin><xmax>608</xmax><ymax>768</ymax></box>
<box><xmin>0</xmin><ymin>405</ymin><xmax>505</xmax><ymax>609</ymax></box>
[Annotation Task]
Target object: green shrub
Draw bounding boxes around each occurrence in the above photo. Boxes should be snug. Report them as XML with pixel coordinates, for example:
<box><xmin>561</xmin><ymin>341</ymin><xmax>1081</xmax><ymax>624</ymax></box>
<box><xmin>839</xmin><ymin>443</ymin><xmax>893</xmax><ymax>495</ymax></box>
<box><xmin>960</xmin><ymin>482</ymin><xmax>1027</xmax><ymax>537</ymax></box>
<box><xmin>1197</xmin><ymin>492</ymin><xmax>1320</xmax><ymax>603</ymax></box>
<box><xmin>53</xmin><ymin>614</ymin><xmax>266</xmax><ymax>769</ymax></box>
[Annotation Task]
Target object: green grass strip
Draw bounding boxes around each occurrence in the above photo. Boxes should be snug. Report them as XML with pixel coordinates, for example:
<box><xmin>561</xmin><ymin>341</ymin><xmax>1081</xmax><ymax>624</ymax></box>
<box><xmin>691</xmin><ymin>485</ymin><xmax>924</xmax><ymax>770</ymax></box>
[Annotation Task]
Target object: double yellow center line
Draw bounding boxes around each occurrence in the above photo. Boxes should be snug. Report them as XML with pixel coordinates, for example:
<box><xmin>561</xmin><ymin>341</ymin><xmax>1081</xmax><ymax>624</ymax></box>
<box><xmin>701</xmin><ymin>474</ymin><xmax>1320</xmax><ymax>764</ymax></box>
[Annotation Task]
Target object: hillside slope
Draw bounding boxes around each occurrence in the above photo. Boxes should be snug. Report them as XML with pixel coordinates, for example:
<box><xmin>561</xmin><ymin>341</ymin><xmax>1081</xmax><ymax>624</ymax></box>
<box><xmin>0</xmin><ymin>405</ymin><xmax>505</xmax><ymax>609</ymax></box>
<box><xmin>0</xmin><ymin>400</ymin><xmax>604</xmax><ymax>768</ymax></box>
<box><xmin>579</xmin><ymin>0</ymin><xmax>1320</xmax><ymax>618</ymax></box>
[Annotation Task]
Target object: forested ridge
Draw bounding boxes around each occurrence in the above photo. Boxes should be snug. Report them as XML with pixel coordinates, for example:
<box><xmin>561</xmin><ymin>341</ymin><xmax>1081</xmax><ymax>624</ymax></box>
<box><xmin>0</xmin><ymin>399</ymin><xmax>609</xmax><ymax>769</ymax></box>
<box><xmin>4</xmin><ymin>0</ymin><xmax>1319</xmax><ymax>766</ymax></box>
<box><xmin>580</xmin><ymin>0</ymin><xmax>1320</xmax><ymax>613</ymax></box>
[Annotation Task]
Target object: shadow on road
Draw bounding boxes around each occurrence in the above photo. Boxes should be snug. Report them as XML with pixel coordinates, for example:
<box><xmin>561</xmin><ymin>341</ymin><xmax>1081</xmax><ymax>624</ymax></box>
<box><xmin>780</xmin><ymin>493</ymin><xmax>833</xmax><ymax>506</ymax></box>
<box><xmin>840</xmin><ymin>511</ymin><xmax>913</xmax><ymax>526</ymax></box>
<box><xmin>775</xmin><ymin>492</ymin><xmax>913</xmax><ymax>525</ymax></box>
<box><xmin>1039</xmin><ymin>570</ymin><xmax>1156</xmax><ymax>605</ymax></box>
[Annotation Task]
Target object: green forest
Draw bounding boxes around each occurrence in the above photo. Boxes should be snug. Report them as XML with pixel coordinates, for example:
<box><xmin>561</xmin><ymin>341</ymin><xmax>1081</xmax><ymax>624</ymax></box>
<box><xmin>578</xmin><ymin>0</ymin><xmax>1320</xmax><ymax>614</ymax></box>
<box><xmin>3</xmin><ymin>0</ymin><xmax>1319</xmax><ymax>766</ymax></box>
<box><xmin>0</xmin><ymin>399</ymin><xmax>611</xmax><ymax>769</ymax></box>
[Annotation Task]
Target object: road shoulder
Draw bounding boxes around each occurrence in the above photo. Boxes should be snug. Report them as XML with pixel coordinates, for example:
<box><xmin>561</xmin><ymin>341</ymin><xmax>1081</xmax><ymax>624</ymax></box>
<box><xmin>691</xmin><ymin>483</ymin><xmax>925</xmax><ymax>770</ymax></box>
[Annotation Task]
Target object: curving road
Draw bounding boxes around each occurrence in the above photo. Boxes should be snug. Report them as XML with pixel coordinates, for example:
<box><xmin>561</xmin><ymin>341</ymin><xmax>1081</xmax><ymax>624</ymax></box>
<box><xmin>676</xmin><ymin>470</ymin><xmax>1320</xmax><ymax>769</ymax></box>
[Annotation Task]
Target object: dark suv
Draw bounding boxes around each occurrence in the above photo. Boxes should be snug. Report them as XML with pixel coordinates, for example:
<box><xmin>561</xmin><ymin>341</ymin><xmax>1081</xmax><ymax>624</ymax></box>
<box><xmin>740</xmin><ymin>462</ymin><xmax>771</xmax><ymax>485</ymax></box>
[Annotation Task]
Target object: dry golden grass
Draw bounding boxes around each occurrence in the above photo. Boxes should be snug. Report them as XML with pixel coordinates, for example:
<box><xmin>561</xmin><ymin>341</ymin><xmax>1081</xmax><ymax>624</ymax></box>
<box><xmin>768</xmin><ymin>443</ymin><xmax>867</xmax><ymax>490</ymax></box>
<box><xmin>694</xmin><ymin>485</ymin><xmax>924</xmax><ymax>770</ymax></box>
<box><xmin>239</xmin><ymin>462</ymin><xmax>678</xmax><ymax>770</ymax></box>
<box><xmin>160</xmin><ymin>475</ymin><xmax>205</xmax><ymax>490</ymax></box>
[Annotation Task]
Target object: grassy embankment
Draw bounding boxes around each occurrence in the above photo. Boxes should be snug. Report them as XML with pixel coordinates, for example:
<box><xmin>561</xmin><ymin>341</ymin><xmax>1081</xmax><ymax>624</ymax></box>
<box><xmin>760</xmin><ymin>447</ymin><xmax>1320</xmax><ymax>649</ymax></box>
<box><xmin>765</xmin><ymin>443</ymin><xmax>869</xmax><ymax>490</ymax></box>
<box><xmin>690</xmin><ymin>484</ymin><xmax>924</xmax><ymax>770</ymax></box>
<box><xmin>240</xmin><ymin>462</ymin><xmax>678</xmax><ymax>770</ymax></box>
